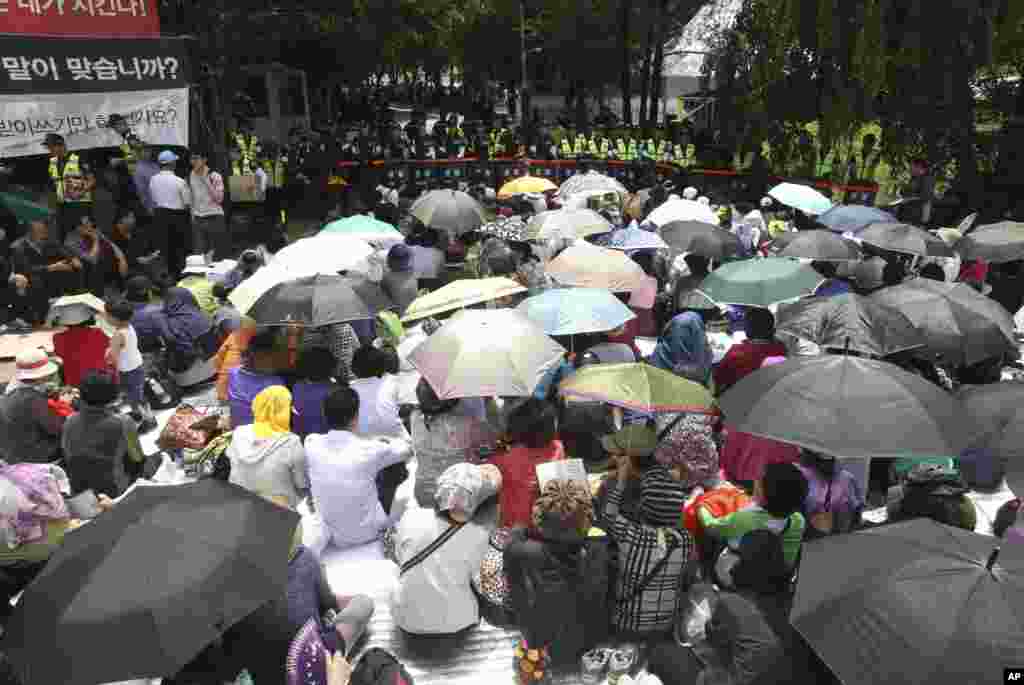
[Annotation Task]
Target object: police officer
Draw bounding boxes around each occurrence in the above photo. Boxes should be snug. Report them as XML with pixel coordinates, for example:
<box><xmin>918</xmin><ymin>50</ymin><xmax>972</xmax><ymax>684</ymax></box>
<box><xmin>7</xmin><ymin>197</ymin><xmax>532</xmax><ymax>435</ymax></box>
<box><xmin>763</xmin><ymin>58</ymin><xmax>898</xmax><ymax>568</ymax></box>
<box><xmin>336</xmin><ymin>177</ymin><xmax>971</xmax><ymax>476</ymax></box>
<box><xmin>230</xmin><ymin>119</ymin><xmax>262</xmax><ymax>177</ymax></box>
<box><xmin>573</xmin><ymin>129</ymin><xmax>588</xmax><ymax>160</ymax></box>
<box><xmin>559</xmin><ymin>128</ymin><xmax>575</xmax><ymax>159</ymax></box>
<box><xmin>44</xmin><ymin>133</ymin><xmax>95</xmax><ymax>241</ymax></box>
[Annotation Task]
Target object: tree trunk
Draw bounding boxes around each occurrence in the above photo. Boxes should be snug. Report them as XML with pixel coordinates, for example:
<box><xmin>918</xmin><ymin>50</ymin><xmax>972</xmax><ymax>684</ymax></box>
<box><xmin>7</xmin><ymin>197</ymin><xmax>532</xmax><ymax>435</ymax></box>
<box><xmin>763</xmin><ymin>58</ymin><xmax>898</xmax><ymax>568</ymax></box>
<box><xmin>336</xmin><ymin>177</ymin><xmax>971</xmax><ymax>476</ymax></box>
<box><xmin>638</xmin><ymin>21</ymin><xmax>654</xmax><ymax>127</ymax></box>
<box><xmin>648</xmin><ymin>0</ymin><xmax>669</xmax><ymax>128</ymax></box>
<box><xmin>619</xmin><ymin>0</ymin><xmax>632</xmax><ymax>125</ymax></box>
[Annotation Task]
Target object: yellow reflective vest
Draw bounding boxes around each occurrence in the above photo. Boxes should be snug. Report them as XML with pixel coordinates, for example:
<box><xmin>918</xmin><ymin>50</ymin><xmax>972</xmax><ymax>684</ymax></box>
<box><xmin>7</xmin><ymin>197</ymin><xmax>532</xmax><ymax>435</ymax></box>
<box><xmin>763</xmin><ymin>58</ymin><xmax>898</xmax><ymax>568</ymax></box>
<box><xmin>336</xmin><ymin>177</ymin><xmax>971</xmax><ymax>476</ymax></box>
<box><xmin>616</xmin><ymin>139</ymin><xmax>628</xmax><ymax>160</ymax></box>
<box><xmin>560</xmin><ymin>138</ymin><xmax>574</xmax><ymax>159</ymax></box>
<box><xmin>49</xmin><ymin>153</ymin><xmax>91</xmax><ymax>203</ymax></box>
<box><xmin>573</xmin><ymin>135</ymin><xmax>587</xmax><ymax>156</ymax></box>
<box><xmin>232</xmin><ymin>133</ymin><xmax>260</xmax><ymax>176</ymax></box>
<box><xmin>627</xmin><ymin>140</ymin><xmax>639</xmax><ymax>162</ymax></box>
<box><xmin>262</xmin><ymin>156</ymin><xmax>287</xmax><ymax>188</ymax></box>
<box><xmin>490</xmin><ymin>129</ymin><xmax>509</xmax><ymax>155</ymax></box>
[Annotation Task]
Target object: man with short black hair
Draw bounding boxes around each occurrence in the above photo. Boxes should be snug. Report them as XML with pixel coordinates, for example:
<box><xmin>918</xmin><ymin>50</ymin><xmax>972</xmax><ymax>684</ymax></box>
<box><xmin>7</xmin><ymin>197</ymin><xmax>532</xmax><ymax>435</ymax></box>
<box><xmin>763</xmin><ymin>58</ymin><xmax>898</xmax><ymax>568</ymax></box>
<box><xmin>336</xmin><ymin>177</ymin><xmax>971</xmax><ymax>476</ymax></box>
<box><xmin>189</xmin><ymin>149</ymin><xmax>228</xmax><ymax>260</ymax></box>
<box><xmin>305</xmin><ymin>386</ymin><xmax>412</xmax><ymax>551</ymax></box>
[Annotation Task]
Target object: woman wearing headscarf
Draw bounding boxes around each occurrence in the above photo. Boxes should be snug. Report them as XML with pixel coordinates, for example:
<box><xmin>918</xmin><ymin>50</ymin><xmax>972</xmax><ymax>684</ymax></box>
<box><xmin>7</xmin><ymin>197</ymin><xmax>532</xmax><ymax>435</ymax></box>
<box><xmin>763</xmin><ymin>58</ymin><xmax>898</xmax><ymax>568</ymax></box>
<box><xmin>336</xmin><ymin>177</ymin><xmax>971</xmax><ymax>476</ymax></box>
<box><xmin>390</xmin><ymin>463</ymin><xmax>500</xmax><ymax>635</ymax></box>
<box><xmin>157</xmin><ymin>286</ymin><xmax>216</xmax><ymax>375</ymax></box>
<box><xmin>647</xmin><ymin>312</ymin><xmax>713</xmax><ymax>387</ymax></box>
<box><xmin>227</xmin><ymin>385</ymin><xmax>309</xmax><ymax>509</ymax></box>
<box><xmin>410</xmin><ymin>378</ymin><xmax>499</xmax><ymax>509</ymax></box>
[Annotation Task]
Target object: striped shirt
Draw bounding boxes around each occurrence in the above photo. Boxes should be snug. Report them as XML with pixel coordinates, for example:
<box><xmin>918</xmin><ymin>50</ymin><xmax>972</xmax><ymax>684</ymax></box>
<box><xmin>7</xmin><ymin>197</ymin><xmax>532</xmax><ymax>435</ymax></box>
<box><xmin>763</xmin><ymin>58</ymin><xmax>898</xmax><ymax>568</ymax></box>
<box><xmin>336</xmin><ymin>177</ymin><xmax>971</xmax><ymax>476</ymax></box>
<box><xmin>604</xmin><ymin>481</ymin><xmax>693</xmax><ymax>636</ymax></box>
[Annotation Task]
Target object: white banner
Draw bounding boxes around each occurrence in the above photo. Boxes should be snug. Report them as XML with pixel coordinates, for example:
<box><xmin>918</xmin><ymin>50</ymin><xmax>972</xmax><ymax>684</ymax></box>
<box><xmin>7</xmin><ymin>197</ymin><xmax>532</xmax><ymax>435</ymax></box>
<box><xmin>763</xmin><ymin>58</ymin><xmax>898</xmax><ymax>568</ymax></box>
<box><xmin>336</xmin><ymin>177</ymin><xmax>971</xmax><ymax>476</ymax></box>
<box><xmin>0</xmin><ymin>87</ymin><xmax>188</xmax><ymax>158</ymax></box>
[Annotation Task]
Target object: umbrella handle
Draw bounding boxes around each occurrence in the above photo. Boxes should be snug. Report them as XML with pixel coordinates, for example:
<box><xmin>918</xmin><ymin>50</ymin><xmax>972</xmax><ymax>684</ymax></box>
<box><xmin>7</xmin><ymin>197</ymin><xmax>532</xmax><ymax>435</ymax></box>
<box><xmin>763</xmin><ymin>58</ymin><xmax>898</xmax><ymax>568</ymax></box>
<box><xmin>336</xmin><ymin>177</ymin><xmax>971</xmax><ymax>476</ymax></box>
<box><xmin>987</xmin><ymin>547</ymin><xmax>1000</xmax><ymax>571</ymax></box>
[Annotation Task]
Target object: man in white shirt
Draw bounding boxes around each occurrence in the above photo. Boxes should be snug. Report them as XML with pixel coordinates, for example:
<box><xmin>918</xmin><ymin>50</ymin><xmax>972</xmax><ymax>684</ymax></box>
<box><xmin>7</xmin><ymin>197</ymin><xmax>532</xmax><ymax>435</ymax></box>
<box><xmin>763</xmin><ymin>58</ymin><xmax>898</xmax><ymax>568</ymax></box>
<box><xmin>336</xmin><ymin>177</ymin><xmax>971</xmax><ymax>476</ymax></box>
<box><xmin>149</xmin><ymin>150</ymin><xmax>191</xmax><ymax>279</ymax></box>
<box><xmin>305</xmin><ymin>386</ymin><xmax>412</xmax><ymax>551</ymax></box>
<box><xmin>349</xmin><ymin>345</ymin><xmax>408</xmax><ymax>440</ymax></box>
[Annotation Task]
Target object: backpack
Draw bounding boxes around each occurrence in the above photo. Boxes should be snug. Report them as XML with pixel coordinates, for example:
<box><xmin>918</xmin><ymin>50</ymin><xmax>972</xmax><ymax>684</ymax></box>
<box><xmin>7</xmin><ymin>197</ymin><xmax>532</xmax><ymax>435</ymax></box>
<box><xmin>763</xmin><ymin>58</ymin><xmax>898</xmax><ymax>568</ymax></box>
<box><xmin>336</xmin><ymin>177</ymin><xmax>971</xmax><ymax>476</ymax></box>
<box><xmin>714</xmin><ymin>515</ymin><xmax>793</xmax><ymax>594</ymax></box>
<box><xmin>350</xmin><ymin>648</ymin><xmax>414</xmax><ymax>685</ymax></box>
<box><xmin>894</xmin><ymin>464</ymin><xmax>973</xmax><ymax>530</ymax></box>
<box><xmin>143</xmin><ymin>358</ymin><xmax>182</xmax><ymax>410</ymax></box>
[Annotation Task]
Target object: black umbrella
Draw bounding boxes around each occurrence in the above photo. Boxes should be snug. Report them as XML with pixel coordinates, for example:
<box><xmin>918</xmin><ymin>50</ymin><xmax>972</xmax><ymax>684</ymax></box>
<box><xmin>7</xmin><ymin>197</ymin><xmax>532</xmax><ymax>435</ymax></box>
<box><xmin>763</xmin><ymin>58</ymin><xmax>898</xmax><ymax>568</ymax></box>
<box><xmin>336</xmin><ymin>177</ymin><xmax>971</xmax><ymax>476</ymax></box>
<box><xmin>859</xmin><ymin>222</ymin><xmax>955</xmax><ymax>258</ymax></box>
<box><xmin>955</xmin><ymin>221</ymin><xmax>1024</xmax><ymax>263</ymax></box>
<box><xmin>658</xmin><ymin>220</ymin><xmax>742</xmax><ymax>260</ymax></box>
<box><xmin>5</xmin><ymin>481</ymin><xmax>300</xmax><ymax>685</ymax></box>
<box><xmin>776</xmin><ymin>293</ymin><xmax>925</xmax><ymax>358</ymax></box>
<box><xmin>778</xmin><ymin>229</ymin><xmax>862</xmax><ymax>260</ymax></box>
<box><xmin>791</xmin><ymin>519</ymin><xmax>1024</xmax><ymax>685</ymax></box>
<box><xmin>871</xmin><ymin>278</ymin><xmax>1016</xmax><ymax>367</ymax></box>
<box><xmin>718</xmin><ymin>354</ymin><xmax>974</xmax><ymax>459</ymax></box>
<box><xmin>247</xmin><ymin>273</ymin><xmax>394</xmax><ymax>326</ymax></box>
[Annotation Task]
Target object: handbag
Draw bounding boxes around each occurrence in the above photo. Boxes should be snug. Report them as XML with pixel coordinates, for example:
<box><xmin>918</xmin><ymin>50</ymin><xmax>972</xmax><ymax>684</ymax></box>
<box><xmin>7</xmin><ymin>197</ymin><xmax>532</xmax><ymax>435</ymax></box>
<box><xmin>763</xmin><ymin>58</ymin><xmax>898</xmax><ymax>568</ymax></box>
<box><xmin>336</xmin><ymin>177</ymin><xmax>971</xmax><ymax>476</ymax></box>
<box><xmin>473</xmin><ymin>527</ymin><xmax>515</xmax><ymax>608</ymax></box>
<box><xmin>156</xmin><ymin>404</ymin><xmax>211</xmax><ymax>451</ymax></box>
<box><xmin>399</xmin><ymin>522</ymin><xmax>464</xmax><ymax>576</ymax></box>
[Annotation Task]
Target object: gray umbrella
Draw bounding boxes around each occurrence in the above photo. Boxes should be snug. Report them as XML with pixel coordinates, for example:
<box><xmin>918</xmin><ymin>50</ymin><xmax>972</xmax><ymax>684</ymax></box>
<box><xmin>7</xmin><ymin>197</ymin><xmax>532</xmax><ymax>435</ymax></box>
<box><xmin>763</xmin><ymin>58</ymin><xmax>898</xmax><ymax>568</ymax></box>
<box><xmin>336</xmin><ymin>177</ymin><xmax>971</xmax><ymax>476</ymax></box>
<box><xmin>411</xmin><ymin>189</ymin><xmax>486</xmax><ymax>235</ymax></box>
<box><xmin>718</xmin><ymin>355</ymin><xmax>976</xmax><ymax>459</ymax></box>
<box><xmin>776</xmin><ymin>293</ymin><xmax>925</xmax><ymax>358</ymax></box>
<box><xmin>871</xmin><ymin>279</ymin><xmax>1016</xmax><ymax>367</ymax></box>
<box><xmin>779</xmin><ymin>230</ymin><xmax>862</xmax><ymax>261</ymax></box>
<box><xmin>859</xmin><ymin>223</ymin><xmax>955</xmax><ymax>258</ymax></box>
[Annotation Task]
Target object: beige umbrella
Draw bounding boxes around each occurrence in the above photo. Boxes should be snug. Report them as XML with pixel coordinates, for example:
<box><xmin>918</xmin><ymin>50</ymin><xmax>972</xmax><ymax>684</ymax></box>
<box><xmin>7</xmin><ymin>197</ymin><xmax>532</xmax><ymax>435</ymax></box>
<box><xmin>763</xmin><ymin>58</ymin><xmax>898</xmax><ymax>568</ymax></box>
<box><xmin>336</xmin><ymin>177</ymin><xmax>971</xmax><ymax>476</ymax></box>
<box><xmin>525</xmin><ymin>208</ymin><xmax>613</xmax><ymax>241</ymax></box>
<box><xmin>408</xmin><ymin>308</ymin><xmax>565</xmax><ymax>399</ymax></box>
<box><xmin>400</xmin><ymin>277</ymin><xmax>526</xmax><ymax>322</ymax></box>
<box><xmin>410</xmin><ymin>189</ymin><xmax>486</xmax><ymax>235</ymax></box>
<box><xmin>545</xmin><ymin>242</ymin><xmax>647</xmax><ymax>292</ymax></box>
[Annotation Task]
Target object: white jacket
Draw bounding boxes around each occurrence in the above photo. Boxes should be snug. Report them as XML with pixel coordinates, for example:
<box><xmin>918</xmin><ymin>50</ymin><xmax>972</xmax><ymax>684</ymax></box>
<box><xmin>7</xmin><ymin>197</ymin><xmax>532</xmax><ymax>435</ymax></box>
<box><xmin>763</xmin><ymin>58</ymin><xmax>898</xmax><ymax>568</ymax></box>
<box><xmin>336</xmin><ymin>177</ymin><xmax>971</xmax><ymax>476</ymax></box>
<box><xmin>227</xmin><ymin>427</ymin><xmax>308</xmax><ymax>508</ymax></box>
<box><xmin>390</xmin><ymin>506</ymin><xmax>490</xmax><ymax>634</ymax></box>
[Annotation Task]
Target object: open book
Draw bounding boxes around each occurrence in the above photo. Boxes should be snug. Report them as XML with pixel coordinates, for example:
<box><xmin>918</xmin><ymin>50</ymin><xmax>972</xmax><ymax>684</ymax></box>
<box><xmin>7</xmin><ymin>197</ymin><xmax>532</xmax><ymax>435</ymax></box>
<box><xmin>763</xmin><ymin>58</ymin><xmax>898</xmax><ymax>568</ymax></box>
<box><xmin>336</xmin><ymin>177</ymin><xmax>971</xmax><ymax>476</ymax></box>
<box><xmin>535</xmin><ymin>459</ymin><xmax>589</xmax><ymax>491</ymax></box>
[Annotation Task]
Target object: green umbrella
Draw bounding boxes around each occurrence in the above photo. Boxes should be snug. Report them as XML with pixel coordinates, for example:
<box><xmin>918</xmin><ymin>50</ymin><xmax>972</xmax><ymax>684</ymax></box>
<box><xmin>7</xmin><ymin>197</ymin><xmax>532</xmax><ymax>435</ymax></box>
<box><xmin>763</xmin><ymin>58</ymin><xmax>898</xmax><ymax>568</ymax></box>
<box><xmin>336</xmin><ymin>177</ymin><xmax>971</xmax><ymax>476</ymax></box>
<box><xmin>559</xmin><ymin>362</ymin><xmax>716</xmax><ymax>414</ymax></box>
<box><xmin>698</xmin><ymin>257</ymin><xmax>823</xmax><ymax>308</ymax></box>
<box><xmin>319</xmin><ymin>215</ymin><xmax>404</xmax><ymax>243</ymax></box>
<box><xmin>0</xmin><ymin>192</ymin><xmax>52</xmax><ymax>224</ymax></box>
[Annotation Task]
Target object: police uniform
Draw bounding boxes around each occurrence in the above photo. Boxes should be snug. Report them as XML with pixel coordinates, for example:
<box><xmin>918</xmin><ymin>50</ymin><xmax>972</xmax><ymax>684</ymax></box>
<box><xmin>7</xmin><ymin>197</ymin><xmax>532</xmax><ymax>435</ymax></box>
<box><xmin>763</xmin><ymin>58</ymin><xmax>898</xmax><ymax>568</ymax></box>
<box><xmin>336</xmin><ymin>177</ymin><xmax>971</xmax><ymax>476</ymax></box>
<box><xmin>231</xmin><ymin>131</ymin><xmax>261</xmax><ymax>176</ymax></box>
<box><xmin>560</xmin><ymin>135</ymin><xmax>575</xmax><ymax>160</ymax></box>
<box><xmin>49</xmin><ymin>150</ymin><xmax>93</xmax><ymax>241</ymax></box>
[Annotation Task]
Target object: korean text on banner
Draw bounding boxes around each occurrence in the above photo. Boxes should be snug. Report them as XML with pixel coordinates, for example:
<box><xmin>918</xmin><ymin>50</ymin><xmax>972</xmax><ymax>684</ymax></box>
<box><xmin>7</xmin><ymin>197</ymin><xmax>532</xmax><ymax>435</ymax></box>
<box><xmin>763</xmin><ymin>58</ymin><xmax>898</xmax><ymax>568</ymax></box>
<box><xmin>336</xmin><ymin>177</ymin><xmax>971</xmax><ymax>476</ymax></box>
<box><xmin>0</xmin><ymin>35</ymin><xmax>189</xmax><ymax>95</ymax></box>
<box><xmin>0</xmin><ymin>88</ymin><xmax>188</xmax><ymax>157</ymax></box>
<box><xmin>0</xmin><ymin>0</ymin><xmax>159</xmax><ymax>37</ymax></box>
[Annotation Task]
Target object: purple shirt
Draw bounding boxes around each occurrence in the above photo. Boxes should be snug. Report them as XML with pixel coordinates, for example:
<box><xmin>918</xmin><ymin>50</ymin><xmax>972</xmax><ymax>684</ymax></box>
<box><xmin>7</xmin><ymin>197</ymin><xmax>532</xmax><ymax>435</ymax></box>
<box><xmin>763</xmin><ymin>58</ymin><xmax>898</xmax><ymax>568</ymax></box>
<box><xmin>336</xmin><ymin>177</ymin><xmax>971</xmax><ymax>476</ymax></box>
<box><xmin>292</xmin><ymin>380</ymin><xmax>334</xmax><ymax>440</ymax></box>
<box><xmin>796</xmin><ymin>463</ymin><xmax>864</xmax><ymax>515</ymax></box>
<box><xmin>132</xmin><ymin>159</ymin><xmax>159</xmax><ymax>213</ymax></box>
<box><xmin>227</xmin><ymin>367</ymin><xmax>286</xmax><ymax>428</ymax></box>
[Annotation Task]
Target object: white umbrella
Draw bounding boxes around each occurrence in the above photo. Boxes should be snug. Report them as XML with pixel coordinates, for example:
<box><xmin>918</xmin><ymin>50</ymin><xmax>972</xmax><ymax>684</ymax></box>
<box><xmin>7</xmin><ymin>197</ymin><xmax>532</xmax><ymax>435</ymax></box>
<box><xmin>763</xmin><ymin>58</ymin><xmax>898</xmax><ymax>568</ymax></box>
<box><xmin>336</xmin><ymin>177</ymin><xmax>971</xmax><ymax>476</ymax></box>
<box><xmin>767</xmin><ymin>182</ymin><xmax>835</xmax><ymax>215</ymax></box>
<box><xmin>410</xmin><ymin>189</ymin><xmax>486</xmax><ymax>235</ymax></box>
<box><xmin>646</xmin><ymin>198</ymin><xmax>720</xmax><ymax>227</ymax></box>
<box><xmin>545</xmin><ymin>242</ymin><xmax>648</xmax><ymax>292</ymax></box>
<box><xmin>525</xmin><ymin>208</ymin><xmax>613</xmax><ymax>241</ymax></box>
<box><xmin>272</xmin><ymin>235</ymin><xmax>376</xmax><ymax>278</ymax></box>
<box><xmin>408</xmin><ymin>309</ymin><xmax>566</xmax><ymax>399</ymax></box>
<box><xmin>556</xmin><ymin>170</ymin><xmax>628</xmax><ymax>199</ymax></box>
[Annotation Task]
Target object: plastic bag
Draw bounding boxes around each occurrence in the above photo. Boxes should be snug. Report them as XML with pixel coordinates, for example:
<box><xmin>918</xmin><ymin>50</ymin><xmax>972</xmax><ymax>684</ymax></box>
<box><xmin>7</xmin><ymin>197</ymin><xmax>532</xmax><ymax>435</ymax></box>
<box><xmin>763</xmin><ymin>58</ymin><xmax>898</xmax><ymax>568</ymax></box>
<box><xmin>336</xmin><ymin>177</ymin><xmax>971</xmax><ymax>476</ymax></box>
<box><xmin>679</xmin><ymin>583</ymin><xmax>718</xmax><ymax>645</ymax></box>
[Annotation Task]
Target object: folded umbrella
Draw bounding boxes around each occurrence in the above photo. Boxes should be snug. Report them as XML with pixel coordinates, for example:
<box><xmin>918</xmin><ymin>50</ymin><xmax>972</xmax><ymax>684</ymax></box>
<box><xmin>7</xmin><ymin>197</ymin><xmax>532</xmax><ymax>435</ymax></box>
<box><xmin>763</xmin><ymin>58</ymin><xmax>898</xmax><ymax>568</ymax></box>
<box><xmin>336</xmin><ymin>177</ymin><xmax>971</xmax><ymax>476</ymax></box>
<box><xmin>410</xmin><ymin>189</ymin><xmax>486</xmax><ymax>235</ymax></box>
<box><xmin>646</xmin><ymin>198</ymin><xmax>720</xmax><ymax>227</ymax></box>
<box><xmin>400</xmin><ymin>277</ymin><xmax>527</xmax><ymax>322</ymax></box>
<box><xmin>5</xmin><ymin>480</ymin><xmax>300</xmax><ymax>685</ymax></box>
<box><xmin>658</xmin><ymin>220</ymin><xmax>742</xmax><ymax>260</ymax></box>
<box><xmin>319</xmin><ymin>215</ymin><xmax>405</xmax><ymax>246</ymax></box>
<box><xmin>245</xmin><ymin>273</ymin><xmax>393</xmax><ymax>326</ymax></box>
<box><xmin>525</xmin><ymin>208</ymin><xmax>612</xmax><ymax>241</ymax></box>
<box><xmin>955</xmin><ymin>221</ymin><xmax>1024</xmax><ymax>263</ymax></box>
<box><xmin>718</xmin><ymin>354</ymin><xmax>974</xmax><ymax>459</ymax></box>
<box><xmin>556</xmin><ymin>170</ymin><xmax>627</xmax><ymax>199</ymax></box>
<box><xmin>871</xmin><ymin>279</ymin><xmax>1016</xmax><ymax>367</ymax></box>
<box><xmin>859</xmin><ymin>222</ymin><xmax>954</xmax><ymax>258</ymax></box>
<box><xmin>606</xmin><ymin>222</ymin><xmax>669</xmax><ymax>251</ymax></box>
<box><xmin>767</xmin><ymin>182</ymin><xmax>834</xmax><ymax>215</ymax></box>
<box><xmin>559</xmin><ymin>362</ymin><xmax>716</xmax><ymax>414</ymax></box>
<box><xmin>791</xmin><ymin>519</ymin><xmax>1024</xmax><ymax>685</ymax></box>
<box><xmin>697</xmin><ymin>257</ymin><xmax>823</xmax><ymax>308</ymax></box>
<box><xmin>817</xmin><ymin>204</ymin><xmax>897</xmax><ymax>234</ymax></box>
<box><xmin>776</xmin><ymin>293</ymin><xmax>924</xmax><ymax>358</ymax></box>
<box><xmin>517</xmin><ymin>287</ymin><xmax>636</xmax><ymax>336</ymax></box>
<box><xmin>545</xmin><ymin>242</ymin><xmax>647</xmax><ymax>292</ymax></box>
<box><xmin>778</xmin><ymin>230</ymin><xmax>862</xmax><ymax>261</ymax></box>
<box><xmin>409</xmin><ymin>308</ymin><xmax>565</xmax><ymax>398</ymax></box>
<box><xmin>498</xmin><ymin>175</ymin><xmax>557</xmax><ymax>199</ymax></box>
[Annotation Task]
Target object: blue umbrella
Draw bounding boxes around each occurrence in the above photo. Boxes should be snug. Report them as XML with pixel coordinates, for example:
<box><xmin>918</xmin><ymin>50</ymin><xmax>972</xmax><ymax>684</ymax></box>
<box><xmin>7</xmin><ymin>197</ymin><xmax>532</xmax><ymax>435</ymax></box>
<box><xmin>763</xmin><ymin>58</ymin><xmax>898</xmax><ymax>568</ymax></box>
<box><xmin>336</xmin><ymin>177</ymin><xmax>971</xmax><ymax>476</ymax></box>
<box><xmin>767</xmin><ymin>182</ymin><xmax>835</xmax><ymax>216</ymax></box>
<box><xmin>818</xmin><ymin>204</ymin><xmax>898</xmax><ymax>234</ymax></box>
<box><xmin>517</xmin><ymin>287</ymin><xmax>636</xmax><ymax>336</ymax></box>
<box><xmin>605</xmin><ymin>222</ymin><xmax>670</xmax><ymax>251</ymax></box>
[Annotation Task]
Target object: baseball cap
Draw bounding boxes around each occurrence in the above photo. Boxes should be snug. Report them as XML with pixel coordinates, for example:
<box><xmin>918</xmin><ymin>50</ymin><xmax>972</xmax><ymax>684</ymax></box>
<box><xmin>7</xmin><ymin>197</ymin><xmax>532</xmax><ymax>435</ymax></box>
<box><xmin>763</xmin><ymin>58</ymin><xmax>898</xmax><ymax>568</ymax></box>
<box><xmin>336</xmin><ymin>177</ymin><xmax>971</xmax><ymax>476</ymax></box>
<box><xmin>157</xmin><ymin>150</ymin><xmax>179</xmax><ymax>164</ymax></box>
<box><xmin>42</xmin><ymin>133</ymin><xmax>65</xmax><ymax>147</ymax></box>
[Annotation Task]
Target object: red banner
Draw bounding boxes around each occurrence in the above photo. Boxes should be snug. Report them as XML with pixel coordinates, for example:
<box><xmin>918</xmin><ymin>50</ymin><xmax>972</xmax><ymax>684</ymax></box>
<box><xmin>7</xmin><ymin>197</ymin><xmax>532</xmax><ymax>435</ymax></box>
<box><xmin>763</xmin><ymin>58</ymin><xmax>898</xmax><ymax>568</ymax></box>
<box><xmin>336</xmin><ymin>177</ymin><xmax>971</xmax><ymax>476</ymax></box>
<box><xmin>0</xmin><ymin>0</ymin><xmax>159</xmax><ymax>37</ymax></box>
